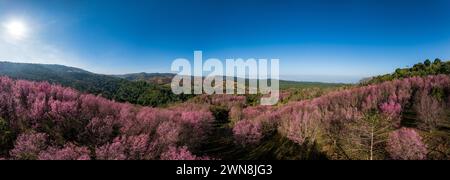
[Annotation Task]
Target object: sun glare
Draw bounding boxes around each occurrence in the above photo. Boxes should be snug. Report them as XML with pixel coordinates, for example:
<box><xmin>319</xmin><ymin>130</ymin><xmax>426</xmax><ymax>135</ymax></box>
<box><xmin>4</xmin><ymin>20</ymin><xmax>28</xmax><ymax>39</ymax></box>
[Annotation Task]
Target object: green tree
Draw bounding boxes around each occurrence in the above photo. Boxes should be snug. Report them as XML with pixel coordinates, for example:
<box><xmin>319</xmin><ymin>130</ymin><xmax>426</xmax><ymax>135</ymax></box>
<box><xmin>441</xmin><ymin>62</ymin><xmax>450</xmax><ymax>74</ymax></box>
<box><xmin>0</xmin><ymin>117</ymin><xmax>14</xmax><ymax>155</ymax></box>
<box><xmin>433</xmin><ymin>58</ymin><xmax>442</xmax><ymax>65</ymax></box>
<box><xmin>424</xmin><ymin>59</ymin><xmax>431</xmax><ymax>67</ymax></box>
<box><xmin>394</xmin><ymin>68</ymin><xmax>407</xmax><ymax>78</ymax></box>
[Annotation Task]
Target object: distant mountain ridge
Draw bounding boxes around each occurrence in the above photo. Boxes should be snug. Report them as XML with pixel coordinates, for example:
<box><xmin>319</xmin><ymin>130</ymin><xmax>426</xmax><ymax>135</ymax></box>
<box><xmin>0</xmin><ymin>61</ymin><xmax>346</xmax><ymax>107</ymax></box>
<box><xmin>0</xmin><ymin>61</ymin><xmax>188</xmax><ymax>107</ymax></box>
<box><xmin>0</xmin><ymin>61</ymin><xmax>125</xmax><ymax>98</ymax></box>
<box><xmin>116</xmin><ymin>72</ymin><xmax>344</xmax><ymax>89</ymax></box>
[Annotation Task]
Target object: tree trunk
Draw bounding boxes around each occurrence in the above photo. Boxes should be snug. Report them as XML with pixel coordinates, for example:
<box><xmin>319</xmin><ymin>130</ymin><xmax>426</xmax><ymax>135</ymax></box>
<box><xmin>370</xmin><ymin>125</ymin><xmax>374</xmax><ymax>160</ymax></box>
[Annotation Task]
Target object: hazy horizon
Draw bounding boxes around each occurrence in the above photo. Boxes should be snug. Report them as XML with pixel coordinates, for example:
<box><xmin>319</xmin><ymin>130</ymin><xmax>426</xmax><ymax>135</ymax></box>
<box><xmin>1</xmin><ymin>60</ymin><xmax>362</xmax><ymax>84</ymax></box>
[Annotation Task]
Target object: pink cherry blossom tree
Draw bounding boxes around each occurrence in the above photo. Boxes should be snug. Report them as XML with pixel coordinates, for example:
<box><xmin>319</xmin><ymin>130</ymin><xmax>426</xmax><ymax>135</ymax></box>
<box><xmin>233</xmin><ymin>120</ymin><xmax>263</xmax><ymax>146</ymax></box>
<box><xmin>160</xmin><ymin>146</ymin><xmax>210</xmax><ymax>160</ymax></box>
<box><xmin>386</xmin><ymin>128</ymin><xmax>427</xmax><ymax>160</ymax></box>
<box><xmin>10</xmin><ymin>132</ymin><xmax>48</xmax><ymax>160</ymax></box>
<box><xmin>96</xmin><ymin>135</ymin><xmax>155</xmax><ymax>160</ymax></box>
<box><xmin>38</xmin><ymin>143</ymin><xmax>90</xmax><ymax>160</ymax></box>
<box><xmin>414</xmin><ymin>91</ymin><xmax>446</xmax><ymax>131</ymax></box>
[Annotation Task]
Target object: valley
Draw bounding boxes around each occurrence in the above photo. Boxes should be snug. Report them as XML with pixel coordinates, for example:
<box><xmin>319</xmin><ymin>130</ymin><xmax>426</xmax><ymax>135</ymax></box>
<box><xmin>0</xmin><ymin>60</ymin><xmax>448</xmax><ymax>160</ymax></box>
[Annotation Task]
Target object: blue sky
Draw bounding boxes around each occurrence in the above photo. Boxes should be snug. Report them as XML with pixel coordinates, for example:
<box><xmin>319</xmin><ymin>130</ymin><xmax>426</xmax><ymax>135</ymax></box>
<box><xmin>0</xmin><ymin>0</ymin><xmax>450</xmax><ymax>83</ymax></box>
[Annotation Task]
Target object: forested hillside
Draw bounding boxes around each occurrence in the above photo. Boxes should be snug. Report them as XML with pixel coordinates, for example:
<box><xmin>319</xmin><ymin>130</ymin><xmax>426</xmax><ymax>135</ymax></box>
<box><xmin>0</xmin><ymin>62</ymin><xmax>190</xmax><ymax>107</ymax></box>
<box><xmin>231</xmin><ymin>75</ymin><xmax>450</xmax><ymax>160</ymax></box>
<box><xmin>1</xmin><ymin>74</ymin><xmax>448</xmax><ymax>160</ymax></box>
<box><xmin>0</xmin><ymin>61</ymin><xmax>343</xmax><ymax>107</ymax></box>
<box><xmin>364</xmin><ymin>59</ymin><xmax>450</xmax><ymax>84</ymax></box>
<box><xmin>0</xmin><ymin>76</ymin><xmax>212</xmax><ymax>159</ymax></box>
<box><xmin>115</xmin><ymin>73</ymin><xmax>175</xmax><ymax>85</ymax></box>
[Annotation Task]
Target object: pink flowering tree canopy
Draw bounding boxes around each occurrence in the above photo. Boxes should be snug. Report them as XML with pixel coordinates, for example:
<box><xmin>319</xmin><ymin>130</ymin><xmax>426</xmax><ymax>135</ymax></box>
<box><xmin>386</xmin><ymin>128</ymin><xmax>428</xmax><ymax>160</ymax></box>
<box><xmin>10</xmin><ymin>132</ymin><xmax>48</xmax><ymax>160</ymax></box>
<box><xmin>0</xmin><ymin>74</ymin><xmax>449</xmax><ymax>160</ymax></box>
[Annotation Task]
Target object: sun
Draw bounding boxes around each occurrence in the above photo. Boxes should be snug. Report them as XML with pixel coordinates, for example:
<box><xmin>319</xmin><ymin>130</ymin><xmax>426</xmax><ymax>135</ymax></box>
<box><xmin>4</xmin><ymin>20</ymin><xmax>28</xmax><ymax>39</ymax></box>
